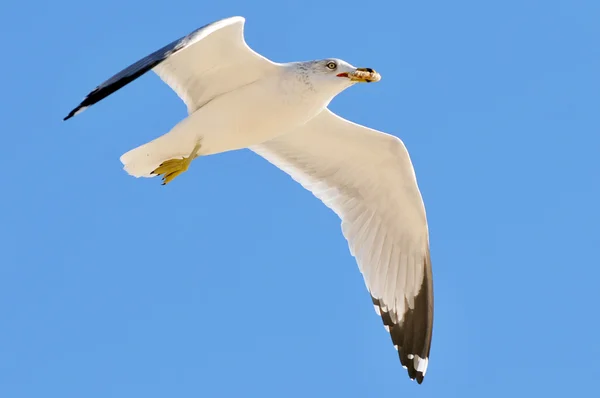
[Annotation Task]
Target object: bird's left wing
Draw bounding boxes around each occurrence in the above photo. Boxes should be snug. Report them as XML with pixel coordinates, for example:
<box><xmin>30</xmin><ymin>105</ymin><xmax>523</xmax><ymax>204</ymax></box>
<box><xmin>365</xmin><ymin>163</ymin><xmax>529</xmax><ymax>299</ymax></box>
<box><xmin>64</xmin><ymin>16</ymin><xmax>274</xmax><ymax>120</ymax></box>
<box><xmin>250</xmin><ymin>108</ymin><xmax>434</xmax><ymax>383</ymax></box>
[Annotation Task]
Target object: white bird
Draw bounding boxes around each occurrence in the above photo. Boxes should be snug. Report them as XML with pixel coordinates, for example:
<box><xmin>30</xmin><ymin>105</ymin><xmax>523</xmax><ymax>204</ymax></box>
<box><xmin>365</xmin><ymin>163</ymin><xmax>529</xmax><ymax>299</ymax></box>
<box><xmin>64</xmin><ymin>16</ymin><xmax>434</xmax><ymax>383</ymax></box>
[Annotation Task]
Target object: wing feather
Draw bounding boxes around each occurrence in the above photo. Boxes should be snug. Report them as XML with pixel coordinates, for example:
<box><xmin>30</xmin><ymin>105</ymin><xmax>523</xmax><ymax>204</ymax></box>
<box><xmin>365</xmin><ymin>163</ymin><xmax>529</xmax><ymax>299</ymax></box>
<box><xmin>251</xmin><ymin>108</ymin><xmax>434</xmax><ymax>383</ymax></box>
<box><xmin>64</xmin><ymin>16</ymin><xmax>274</xmax><ymax>120</ymax></box>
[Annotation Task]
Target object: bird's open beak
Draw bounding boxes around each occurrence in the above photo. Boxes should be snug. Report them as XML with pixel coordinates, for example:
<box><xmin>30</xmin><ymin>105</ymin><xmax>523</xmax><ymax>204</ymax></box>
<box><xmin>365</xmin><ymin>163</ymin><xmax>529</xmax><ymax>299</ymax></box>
<box><xmin>337</xmin><ymin>68</ymin><xmax>381</xmax><ymax>83</ymax></box>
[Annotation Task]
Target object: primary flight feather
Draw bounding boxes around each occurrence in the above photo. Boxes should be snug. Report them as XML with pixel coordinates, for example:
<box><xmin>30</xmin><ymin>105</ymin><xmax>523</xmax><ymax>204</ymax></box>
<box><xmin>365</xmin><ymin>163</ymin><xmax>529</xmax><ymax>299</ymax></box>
<box><xmin>64</xmin><ymin>16</ymin><xmax>434</xmax><ymax>383</ymax></box>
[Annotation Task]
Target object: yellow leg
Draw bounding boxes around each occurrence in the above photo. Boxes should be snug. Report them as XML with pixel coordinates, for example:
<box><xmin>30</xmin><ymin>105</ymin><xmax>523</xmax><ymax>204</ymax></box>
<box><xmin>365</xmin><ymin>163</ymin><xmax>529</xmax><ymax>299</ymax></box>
<box><xmin>151</xmin><ymin>140</ymin><xmax>202</xmax><ymax>185</ymax></box>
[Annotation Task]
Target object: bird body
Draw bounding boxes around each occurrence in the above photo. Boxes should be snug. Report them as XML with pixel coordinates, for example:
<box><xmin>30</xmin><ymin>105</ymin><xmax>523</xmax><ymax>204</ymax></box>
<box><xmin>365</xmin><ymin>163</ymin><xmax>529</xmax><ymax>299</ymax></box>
<box><xmin>121</xmin><ymin>62</ymin><xmax>345</xmax><ymax>178</ymax></box>
<box><xmin>64</xmin><ymin>16</ymin><xmax>434</xmax><ymax>384</ymax></box>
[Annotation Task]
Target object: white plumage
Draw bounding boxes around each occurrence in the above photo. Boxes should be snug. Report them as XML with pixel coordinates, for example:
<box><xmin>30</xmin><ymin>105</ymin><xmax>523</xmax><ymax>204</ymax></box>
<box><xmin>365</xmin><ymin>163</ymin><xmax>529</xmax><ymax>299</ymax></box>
<box><xmin>64</xmin><ymin>16</ymin><xmax>434</xmax><ymax>384</ymax></box>
<box><xmin>251</xmin><ymin>110</ymin><xmax>433</xmax><ymax>381</ymax></box>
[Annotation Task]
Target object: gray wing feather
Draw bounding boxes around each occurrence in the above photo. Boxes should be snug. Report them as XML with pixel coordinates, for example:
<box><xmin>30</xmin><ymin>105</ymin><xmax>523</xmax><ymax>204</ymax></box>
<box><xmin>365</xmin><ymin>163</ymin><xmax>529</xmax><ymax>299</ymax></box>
<box><xmin>250</xmin><ymin>109</ymin><xmax>434</xmax><ymax>383</ymax></box>
<box><xmin>63</xmin><ymin>23</ymin><xmax>209</xmax><ymax>121</ymax></box>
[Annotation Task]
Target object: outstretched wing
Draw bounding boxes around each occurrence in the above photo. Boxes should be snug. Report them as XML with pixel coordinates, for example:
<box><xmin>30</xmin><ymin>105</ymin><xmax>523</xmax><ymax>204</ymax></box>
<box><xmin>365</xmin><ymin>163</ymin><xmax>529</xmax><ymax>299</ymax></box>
<box><xmin>251</xmin><ymin>109</ymin><xmax>434</xmax><ymax>383</ymax></box>
<box><xmin>64</xmin><ymin>16</ymin><xmax>274</xmax><ymax>120</ymax></box>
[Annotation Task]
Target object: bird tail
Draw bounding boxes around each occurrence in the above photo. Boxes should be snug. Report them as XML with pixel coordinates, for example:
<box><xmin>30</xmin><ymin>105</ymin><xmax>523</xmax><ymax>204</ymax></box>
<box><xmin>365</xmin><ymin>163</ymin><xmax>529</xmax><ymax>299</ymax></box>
<box><xmin>119</xmin><ymin>117</ymin><xmax>201</xmax><ymax>178</ymax></box>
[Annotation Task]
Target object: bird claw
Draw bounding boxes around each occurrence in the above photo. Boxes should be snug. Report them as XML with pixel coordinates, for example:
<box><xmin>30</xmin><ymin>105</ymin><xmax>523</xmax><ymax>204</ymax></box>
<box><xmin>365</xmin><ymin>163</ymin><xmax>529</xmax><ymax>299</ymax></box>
<box><xmin>151</xmin><ymin>140</ymin><xmax>201</xmax><ymax>185</ymax></box>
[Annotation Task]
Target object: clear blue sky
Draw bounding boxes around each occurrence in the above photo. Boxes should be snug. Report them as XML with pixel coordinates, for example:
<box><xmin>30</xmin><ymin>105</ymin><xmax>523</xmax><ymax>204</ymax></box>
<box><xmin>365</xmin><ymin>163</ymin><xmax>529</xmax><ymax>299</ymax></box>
<box><xmin>1</xmin><ymin>1</ymin><xmax>599</xmax><ymax>397</ymax></box>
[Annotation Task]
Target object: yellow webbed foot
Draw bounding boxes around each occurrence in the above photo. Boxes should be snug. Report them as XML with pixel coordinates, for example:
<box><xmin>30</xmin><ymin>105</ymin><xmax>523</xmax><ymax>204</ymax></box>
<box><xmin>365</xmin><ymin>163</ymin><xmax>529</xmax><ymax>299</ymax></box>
<box><xmin>152</xmin><ymin>158</ymin><xmax>190</xmax><ymax>185</ymax></box>
<box><xmin>151</xmin><ymin>140</ymin><xmax>202</xmax><ymax>185</ymax></box>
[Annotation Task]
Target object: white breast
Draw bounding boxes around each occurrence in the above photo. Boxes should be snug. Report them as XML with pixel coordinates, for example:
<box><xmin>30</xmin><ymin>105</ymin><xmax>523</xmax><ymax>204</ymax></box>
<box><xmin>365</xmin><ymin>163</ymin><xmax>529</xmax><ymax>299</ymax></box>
<box><xmin>189</xmin><ymin>68</ymin><xmax>332</xmax><ymax>156</ymax></box>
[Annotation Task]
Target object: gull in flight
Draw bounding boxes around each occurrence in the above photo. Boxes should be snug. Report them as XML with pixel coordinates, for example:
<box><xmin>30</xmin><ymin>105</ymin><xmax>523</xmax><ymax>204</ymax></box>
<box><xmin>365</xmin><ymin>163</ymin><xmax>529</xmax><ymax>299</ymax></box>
<box><xmin>64</xmin><ymin>16</ymin><xmax>434</xmax><ymax>383</ymax></box>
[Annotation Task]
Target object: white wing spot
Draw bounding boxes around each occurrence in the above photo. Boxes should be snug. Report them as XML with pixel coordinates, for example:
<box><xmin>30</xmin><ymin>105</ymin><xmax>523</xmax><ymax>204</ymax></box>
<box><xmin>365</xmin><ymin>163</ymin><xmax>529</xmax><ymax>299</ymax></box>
<box><xmin>74</xmin><ymin>106</ymin><xmax>88</xmax><ymax>116</ymax></box>
<box><xmin>413</xmin><ymin>355</ymin><xmax>429</xmax><ymax>375</ymax></box>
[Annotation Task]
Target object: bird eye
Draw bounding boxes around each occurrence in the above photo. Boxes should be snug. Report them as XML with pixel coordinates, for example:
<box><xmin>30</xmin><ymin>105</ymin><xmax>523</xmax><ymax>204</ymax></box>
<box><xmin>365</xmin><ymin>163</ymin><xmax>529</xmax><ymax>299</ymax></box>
<box><xmin>326</xmin><ymin>61</ymin><xmax>337</xmax><ymax>70</ymax></box>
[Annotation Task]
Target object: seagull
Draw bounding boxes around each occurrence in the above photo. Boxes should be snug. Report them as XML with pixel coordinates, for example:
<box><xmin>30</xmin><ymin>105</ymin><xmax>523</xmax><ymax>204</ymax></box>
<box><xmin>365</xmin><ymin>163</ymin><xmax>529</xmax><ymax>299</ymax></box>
<box><xmin>64</xmin><ymin>16</ymin><xmax>434</xmax><ymax>383</ymax></box>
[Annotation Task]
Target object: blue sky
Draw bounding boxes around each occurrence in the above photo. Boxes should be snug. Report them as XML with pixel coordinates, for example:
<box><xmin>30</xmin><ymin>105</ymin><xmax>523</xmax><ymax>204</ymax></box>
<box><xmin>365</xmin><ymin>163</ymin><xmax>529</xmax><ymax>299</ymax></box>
<box><xmin>1</xmin><ymin>0</ymin><xmax>599</xmax><ymax>396</ymax></box>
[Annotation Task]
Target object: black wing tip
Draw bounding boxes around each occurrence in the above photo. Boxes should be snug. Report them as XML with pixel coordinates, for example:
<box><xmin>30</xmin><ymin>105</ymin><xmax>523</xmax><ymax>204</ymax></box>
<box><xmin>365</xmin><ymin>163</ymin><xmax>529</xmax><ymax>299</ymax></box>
<box><xmin>370</xmin><ymin>253</ymin><xmax>434</xmax><ymax>384</ymax></box>
<box><xmin>63</xmin><ymin>104</ymin><xmax>89</xmax><ymax>121</ymax></box>
<box><xmin>371</xmin><ymin>260</ymin><xmax>434</xmax><ymax>384</ymax></box>
<box><xmin>61</xmin><ymin>19</ymin><xmax>207</xmax><ymax>123</ymax></box>
<box><xmin>63</xmin><ymin>109</ymin><xmax>77</xmax><ymax>121</ymax></box>
<box><xmin>402</xmin><ymin>351</ymin><xmax>429</xmax><ymax>385</ymax></box>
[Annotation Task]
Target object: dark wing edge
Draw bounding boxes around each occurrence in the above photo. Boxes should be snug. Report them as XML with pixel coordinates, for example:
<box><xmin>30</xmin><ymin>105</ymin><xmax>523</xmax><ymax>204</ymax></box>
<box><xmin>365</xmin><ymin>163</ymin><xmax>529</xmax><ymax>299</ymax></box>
<box><xmin>372</xmin><ymin>251</ymin><xmax>434</xmax><ymax>384</ymax></box>
<box><xmin>63</xmin><ymin>23</ymin><xmax>210</xmax><ymax>121</ymax></box>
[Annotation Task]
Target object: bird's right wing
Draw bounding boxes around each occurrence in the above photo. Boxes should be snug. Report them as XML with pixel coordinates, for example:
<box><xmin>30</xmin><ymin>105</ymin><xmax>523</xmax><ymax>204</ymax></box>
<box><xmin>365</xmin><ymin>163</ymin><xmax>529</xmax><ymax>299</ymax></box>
<box><xmin>64</xmin><ymin>16</ymin><xmax>274</xmax><ymax>120</ymax></box>
<box><xmin>251</xmin><ymin>108</ymin><xmax>433</xmax><ymax>383</ymax></box>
